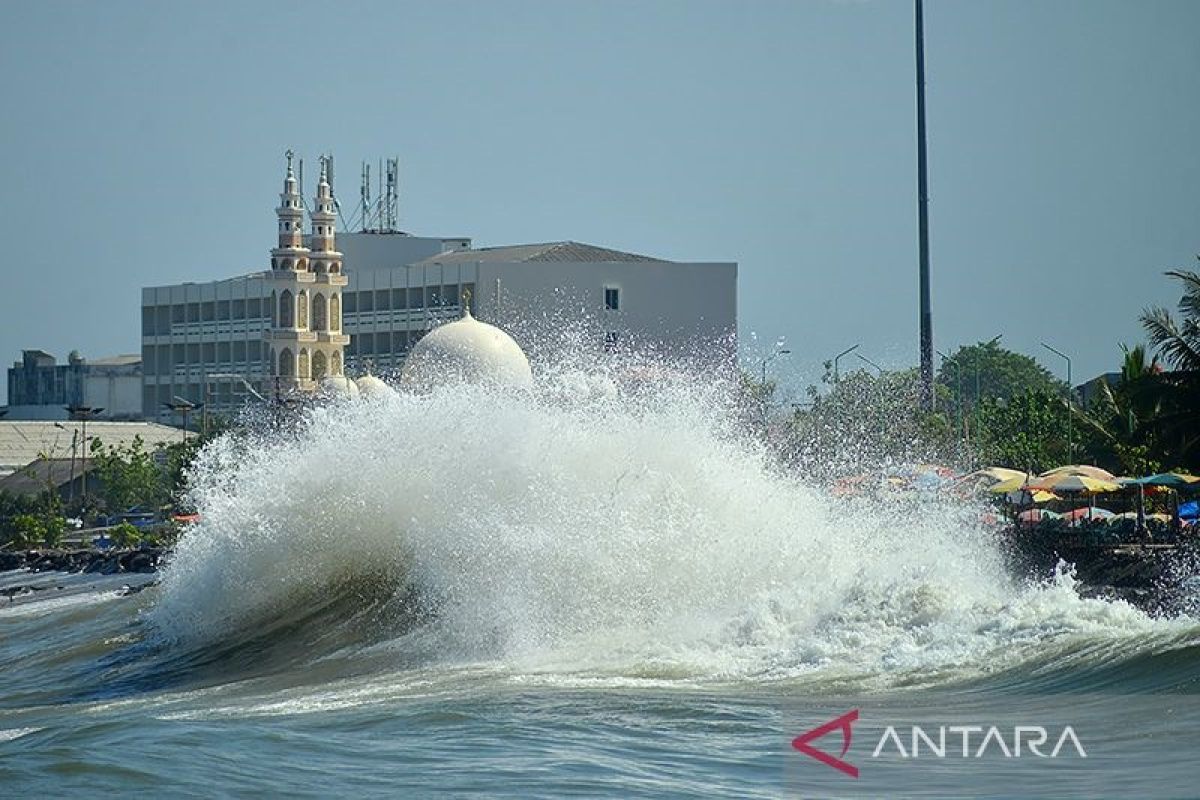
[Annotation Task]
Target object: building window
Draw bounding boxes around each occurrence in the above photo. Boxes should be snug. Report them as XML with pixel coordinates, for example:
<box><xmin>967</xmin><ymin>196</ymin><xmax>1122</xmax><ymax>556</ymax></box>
<box><xmin>604</xmin><ymin>287</ymin><xmax>620</xmax><ymax>311</ymax></box>
<box><xmin>604</xmin><ymin>331</ymin><xmax>620</xmax><ymax>352</ymax></box>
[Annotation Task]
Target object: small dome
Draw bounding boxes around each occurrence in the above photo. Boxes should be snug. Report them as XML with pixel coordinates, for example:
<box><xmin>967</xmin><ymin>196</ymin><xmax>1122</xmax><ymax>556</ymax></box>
<box><xmin>317</xmin><ymin>375</ymin><xmax>360</xmax><ymax>399</ymax></box>
<box><xmin>355</xmin><ymin>374</ymin><xmax>396</xmax><ymax>399</ymax></box>
<box><xmin>401</xmin><ymin>307</ymin><xmax>532</xmax><ymax>390</ymax></box>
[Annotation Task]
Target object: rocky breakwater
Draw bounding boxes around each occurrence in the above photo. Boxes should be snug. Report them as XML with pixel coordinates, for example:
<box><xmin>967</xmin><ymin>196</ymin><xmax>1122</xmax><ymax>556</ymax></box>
<box><xmin>0</xmin><ymin>548</ymin><xmax>166</xmax><ymax>576</ymax></box>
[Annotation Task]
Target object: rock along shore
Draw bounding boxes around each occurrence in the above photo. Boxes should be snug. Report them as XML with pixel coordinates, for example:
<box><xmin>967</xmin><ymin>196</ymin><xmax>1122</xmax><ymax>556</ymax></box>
<box><xmin>0</xmin><ymin>547</ymin><xmax>166</xmax><ymax>576</ymax></box>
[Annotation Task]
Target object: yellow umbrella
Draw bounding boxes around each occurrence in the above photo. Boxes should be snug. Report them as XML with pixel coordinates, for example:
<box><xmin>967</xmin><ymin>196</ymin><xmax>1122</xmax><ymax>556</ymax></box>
<box><xmin>989</xmin><ymin>473</ymin><xmax>1034</xmax><ymax>494</ymax></box>
<box><xmin>961</xmin><ymin>467</ymin><xmax>1026</xmax><ymax>486</ymax></box>
<box><xmin>1039</xmin><ymin>465</ymin><xmax>1117</xmax><ymax>482</ymax></box>
<box><xmin>1026</xmin><ymin>473</ymin><xmax>1121</xmax><ymax>494</ymax></box>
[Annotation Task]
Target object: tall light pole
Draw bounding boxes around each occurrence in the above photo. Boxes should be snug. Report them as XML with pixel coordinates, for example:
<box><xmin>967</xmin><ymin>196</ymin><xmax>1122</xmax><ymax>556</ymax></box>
<box><xmin>1041</xmin><ymin>342</ymin><xmax>1073</xmax><ymax>463</ymax></box>
<box><xmin>65</xmin><ymin>405</ymin><xmax>102</xmax><ymax>505</ymax></box>
<box><xmin>164</xmin><ymin>398</ymin><xmax>201</xmax><ymax>443</ymax></box>
<box><xmin>760</xmin><ymin>349</ymin><xmax>792</xmax><ymax>386</ymax></box>
<box><xmin>855</xmin><ymin>352</ymin><xmax>884</xmax><ymax>376</ymax></box>
<box><xmin>915</xmin><ymin>0</ymin><xmax>934</xmax><ymax>410</ymax></box>
<box><xmin>833</xmin><ymin>343</ymin><xmax>860</xmax><ymax>384</ymax></box>
<box><xmin>759</xmin><ymin>348</ymin><xmax>791</xmax><ymax>428</ymax></box>
<box><xmin>936</xmin><ymin>349</ymin><xmax>963</xmax><ymax>441</ymax></box>
<box><xmin>975</xmin><ymin>334</ymin><xmax>1003</xmax><ymax>408</ymax></box>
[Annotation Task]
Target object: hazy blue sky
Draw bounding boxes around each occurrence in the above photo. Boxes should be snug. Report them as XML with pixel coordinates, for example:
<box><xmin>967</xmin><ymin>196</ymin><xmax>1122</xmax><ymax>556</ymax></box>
<box><xmin>2</xmin><ymin>0</ymin><xmax>1197</xmax><ymax>397</ymax></box>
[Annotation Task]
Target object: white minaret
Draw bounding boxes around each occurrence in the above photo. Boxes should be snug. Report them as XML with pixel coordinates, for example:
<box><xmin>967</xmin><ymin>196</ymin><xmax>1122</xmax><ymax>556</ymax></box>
<box><xmin>266</xmin><ymin>150</ymin><xmax>316</xmax><ymax>394</ymax></box>
<box><xmin>306</xmin><ymin>156</ymin><xmax>349</xmax><ymax>382</ymax></box>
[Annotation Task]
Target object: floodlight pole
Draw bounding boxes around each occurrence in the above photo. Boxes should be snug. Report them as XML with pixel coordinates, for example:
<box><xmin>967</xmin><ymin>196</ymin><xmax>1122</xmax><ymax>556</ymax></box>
<box><xmin>916</xmin><ymin>0</ymin><xmax>934</xmax><ymax>411</ymax></box>
<box><xmin>65</xmin><ymin>405</ymin><xmax>102</xmax><ymax>504</ymax></box>
<box><xmin>1041</xmin><ymin>342</ymin><xmax>1073</xmax><ymax>462</ymax></box>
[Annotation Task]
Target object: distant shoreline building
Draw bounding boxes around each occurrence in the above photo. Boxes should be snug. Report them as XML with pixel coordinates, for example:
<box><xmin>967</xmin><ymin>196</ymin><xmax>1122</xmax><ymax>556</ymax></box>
<box><xmin>5</xmin><ymin>350</ymin><xmax>143</xmax><ymax>421</ymax></box>
<box><xmin>140</xmin><ymin>153</ymin><xmax>737</xmax><ymax>423</ymax></box>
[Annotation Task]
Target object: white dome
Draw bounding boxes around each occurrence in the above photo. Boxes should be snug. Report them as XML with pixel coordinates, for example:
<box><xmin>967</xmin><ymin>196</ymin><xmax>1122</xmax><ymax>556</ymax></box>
<box><xmin>400</xmin><ymin>307</ymin><xmax>532</xmax><ymax>390</ymax></box>
<box><xmin>317</xmin><ymin>375</ymin><xmax>361</xmax><ymax>399</ymax></box>
<box><xmin>355</xmin><ymin>374</ymin><xmax>396</xmax><ymax>399</ymax></box>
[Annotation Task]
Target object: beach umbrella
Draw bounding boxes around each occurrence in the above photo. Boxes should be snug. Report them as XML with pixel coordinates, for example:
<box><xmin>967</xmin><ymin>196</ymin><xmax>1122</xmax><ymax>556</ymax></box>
<box><xmin>1004</xmin><ymin>489</ymin><xmax>1059</xmax><ymax>504</ymax></box>
<box><xmin>1026</xmin><ymin>474</ymin><xmax>1122</xmax><ymax>494</ymax></box>
<box><xmin>957</xmin><ymin>467</ymin><xmax>1025</xmax><ymax>488</ymax></box>
<box><xmin>1039</xmin><ymin>465</ymin><xmax>1118</xmax><ymax>482</ymax></box>
<box><xmin>1129</xmin><ymin>472</ymin><xmax>1200</xmax><ymax>488</ymax></box>
<box><xmin>989</xmin><ymin>473</ymin><xmax>1036</xmax><ymax>494</ymax></box>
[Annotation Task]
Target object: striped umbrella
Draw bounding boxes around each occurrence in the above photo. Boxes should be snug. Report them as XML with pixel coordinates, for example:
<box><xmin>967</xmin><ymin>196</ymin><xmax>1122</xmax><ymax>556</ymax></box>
<box><xmin>1026</xmin><ymin>474</ymin><xmax>1122</xmax><ymax>494</ymax></box>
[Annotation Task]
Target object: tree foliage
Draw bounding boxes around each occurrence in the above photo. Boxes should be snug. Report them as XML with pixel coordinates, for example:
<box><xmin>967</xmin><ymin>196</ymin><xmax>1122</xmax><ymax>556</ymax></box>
<box><xmin>936</xmin><ymin>339</ymin><xmax>1063</xmax><ymax>415</ymax></box>
<box><xmin>88</xmin><ymin>436</ymin><xmax>167</xmax><ymax>513</ymax></box>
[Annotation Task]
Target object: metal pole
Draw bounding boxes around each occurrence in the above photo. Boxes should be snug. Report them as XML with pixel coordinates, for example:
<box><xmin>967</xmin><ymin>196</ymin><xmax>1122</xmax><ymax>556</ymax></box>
<box><xmin>759</xmin><ymin>349</ymin><xmax>791</xmax><ymax>426</ymax></box>
<box><xmin>1041</xmin><ymin>342</ymin><xmax>1072</xmax><ymax>462</ymax></box>
<box><xmin>916</xmin><ymin>0</ymin><xmax>934</xmax><ymax>410</ymax></box>
<box><xmin>833</xmin><ymin>344</ymin><xmax>860</xmax><ymax>384</ymax></box>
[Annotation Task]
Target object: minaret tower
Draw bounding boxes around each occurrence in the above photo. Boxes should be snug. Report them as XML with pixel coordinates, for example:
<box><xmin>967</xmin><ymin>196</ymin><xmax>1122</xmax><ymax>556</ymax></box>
<box><xmin>267</xmin><ymin>150</ymin><xmax>316</xmax><ymax>393</ymax></box>
<box><xmin>305</xmin><ymin>156</ymin><xmax>349</xmax><ymax>383</ymax></box>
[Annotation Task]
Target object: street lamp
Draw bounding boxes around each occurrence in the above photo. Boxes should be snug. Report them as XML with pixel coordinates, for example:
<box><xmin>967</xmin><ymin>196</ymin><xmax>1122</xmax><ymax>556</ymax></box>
<box><xmin>759</xmin><ymin>348</ymin><xmax>791</xmax><ymax>428</ymax></box>
<box><xmin>832</xmin><ymin>343</ymin><xmax>860</xmax><ymax>384</ymax></box>
<box><xmin>760</xmin><ymin>348</ymin><xmax>792</xmax><ymax>385</ymax></box>
<box><xmin>936</xmin><ymin>349</ymin><xmax>964</xmax><ymax>441</ymax></box>
<box><xmin>163</xmin><ymin>398</ymin><xmax>201</xmax><ymax>443</ymax></box>
<box><xmin>975</xmin><ymin>334</ymin><xmax>1003</xmax><ymax>408</ymax></box>
<box><xmin>855</xmin><ymin>352</ymin><xmax>884</xmax><ymax>376</ymax></box>
<box><xmin>203</xmin><ymin>372</ymin><xmax>267</xmax><ymax>435</ymax></box>
<box><xmin>54</xmin><ymin>422</ymin><xmax>79</xmax><ymax>504</ymax></box>
<box><xmin>1041</xmin><ymin>342</ymin><xmax>1073</xmax><ymax>462</ymax></box>
<box><xmin>65</xmin><ymin>405</ymin><xmax>102</xmax><ymax>503</ymax></box>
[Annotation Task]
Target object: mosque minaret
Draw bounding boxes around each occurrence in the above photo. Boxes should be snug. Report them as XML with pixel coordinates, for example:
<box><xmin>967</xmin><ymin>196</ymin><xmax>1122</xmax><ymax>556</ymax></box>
<box><xmin>267</xmin><ymin>152</ymin><xmax>350</xmax><ymax>395</ymax></box>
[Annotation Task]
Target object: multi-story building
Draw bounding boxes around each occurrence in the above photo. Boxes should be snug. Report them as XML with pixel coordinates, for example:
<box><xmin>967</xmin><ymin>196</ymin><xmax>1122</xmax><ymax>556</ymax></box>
<box><xmin>5</xmin><ymin>350</ymin><xmax>143</xmax><ymax>420</ymax></box>
<box><xmin>140</xmin><ymin>153</ymin><xmax>737</xmax><ymax>422</ymax></box>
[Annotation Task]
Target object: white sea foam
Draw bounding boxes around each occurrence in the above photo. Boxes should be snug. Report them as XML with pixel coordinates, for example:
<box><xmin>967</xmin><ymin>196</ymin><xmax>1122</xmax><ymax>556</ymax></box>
<box><xmin>147</xmin><ymin>363</ymin><xmax>1200</xmax><ymax>688</ymax></box>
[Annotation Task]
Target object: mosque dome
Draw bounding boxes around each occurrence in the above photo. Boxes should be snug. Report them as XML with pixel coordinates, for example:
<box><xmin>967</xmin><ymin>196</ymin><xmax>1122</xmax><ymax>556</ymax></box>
<box><xmin>400</xmin><ymin>306</ymin><xmax>532</xmax><ymax>390</ymax></box>
<box><xmin>355</xmin><ymin>373</ymin><xmax>396</xmax><ymax>399</ymax></box>
<box><xmin>317</xmin><ymin>375</ymin><xmax>361</xmax><ymax>399</ymax></box>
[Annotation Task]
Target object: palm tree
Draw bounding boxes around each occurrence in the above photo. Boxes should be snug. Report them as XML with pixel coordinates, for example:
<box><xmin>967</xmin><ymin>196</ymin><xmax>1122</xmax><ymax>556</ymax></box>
<box><xmin>1139</xmin><ymin>268</ymin><xmax>1200</xmax><ymax>468</ymax></box>
<box><xmin>1141</xmin><ymin>268</ymin><xmax>1200</xmax><ymax>372</ymax></box>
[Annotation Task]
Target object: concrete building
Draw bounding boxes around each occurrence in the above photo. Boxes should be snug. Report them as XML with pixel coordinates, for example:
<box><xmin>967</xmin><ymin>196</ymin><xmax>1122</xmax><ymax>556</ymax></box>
<box><xmin>5</xmin><ymin>350</ymin><xmax>143</xmax><ymax>421</ymax></box>
<box><xmin>140</xmin><ymin>153</ymin><xmax>737</xmax><ymax>421</ymax></box>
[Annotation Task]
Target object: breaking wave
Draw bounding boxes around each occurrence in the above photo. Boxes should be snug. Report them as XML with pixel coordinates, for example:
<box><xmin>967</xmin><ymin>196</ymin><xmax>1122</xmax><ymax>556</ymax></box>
<box><xmin>146</xmin><ymin>363</ymin><xmax>1200</xmax><ymax>692</ymax></box>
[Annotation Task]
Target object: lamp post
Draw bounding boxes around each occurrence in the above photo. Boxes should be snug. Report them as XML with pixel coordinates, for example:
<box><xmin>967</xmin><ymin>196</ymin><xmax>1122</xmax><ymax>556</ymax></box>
<box><xmin>855</xmin><ymin>352</ymin><xmax>883</xmax><ymax>376</ymax></box>
<box><xmin>163</xmin><ymin>398</ymin><xmax>201</xmax><ymax>443</ymax></box>
<box><xmin>974</xmin><ymin>334</ymin><xmax>1003</xmax><ymax>409</ymax></box>
<box><xmin>936</xmin><ymin>349</ymin><xmax>963</xmax><ymax>442</ymax></box>
<box><xmin>759</xmin><ymin>348</ymin><xmax>791</xmax><ymax>428</ymax></box>
<box><xmin>833</xmin><ymin>343</ymin><xmax>860</xmax><ymax>384</ymax></box>
<box><xmin>1041</xmin><ymin>342</ymin><xmax>1073</xmax><ymax>462</ymax></box>
<box><xmin>64</xmin><ymin>405</ymin><xmax>102</xmax><ymax>504</ymax></box>
<box><xmin>54</xmin><ymin>422</ymin><xmax>79</xmax><ymax>504</ymax></box>
<box><xmin>760</xmin><ymin>349</ymin><xmax>791</xmax><ymax>386</ymax></box>
<box><xmin>204</xmin><ymin>372</ymin><xmax>267</xmax><ymax>435</ymax></box>
<box><xmin>856</xmin><ymin>352</ymin><xmax>887</xmax><ymax>442</ymax></box>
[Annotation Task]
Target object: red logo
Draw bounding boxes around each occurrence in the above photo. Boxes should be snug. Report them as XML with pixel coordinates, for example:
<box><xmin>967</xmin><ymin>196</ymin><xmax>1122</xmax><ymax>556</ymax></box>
<box><xmin>792</xmin><ymin>709</ymin><xmax>860</xmax><ymax>778</ymax></box>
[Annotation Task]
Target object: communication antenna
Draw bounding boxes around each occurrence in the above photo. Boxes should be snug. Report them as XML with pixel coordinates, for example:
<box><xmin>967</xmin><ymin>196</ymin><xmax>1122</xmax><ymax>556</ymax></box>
<box><xmin>359</xmin><ymin>162</ymin><xmax>372</xmax><ymax>231</ymax></box>
<box><xmin>385</xmin><ymin>157</ymin><xmax>399</xmax><ymax>230</ymax></box>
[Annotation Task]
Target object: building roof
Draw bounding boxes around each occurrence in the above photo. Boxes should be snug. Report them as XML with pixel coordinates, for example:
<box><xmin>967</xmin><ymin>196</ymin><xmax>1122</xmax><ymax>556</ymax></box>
<box><xmin>415</xmin><ymin>241</ymin><xmax>670</xmax><ymax>266</ymax></box>
<box><xmin>0</xmin><ymin>458</ymin><xmax>96</xmax><ymax>496</ymax></box>
<box><xmin>86</xmin><ymin>354</ymin><xmax>142</xmax><ymax>367</ymax></box>
<box><xmin>0</xmin><ymin>421</ymin><xmax>183</xmax><ymax>477</ymax></box>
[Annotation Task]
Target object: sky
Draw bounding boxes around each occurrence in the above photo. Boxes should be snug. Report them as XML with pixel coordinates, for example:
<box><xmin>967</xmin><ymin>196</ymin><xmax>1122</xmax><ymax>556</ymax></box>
<box><xmin>1</xmin><ymin>0</ymin><xmax>1197</xmax><ymax>400</ymax></box>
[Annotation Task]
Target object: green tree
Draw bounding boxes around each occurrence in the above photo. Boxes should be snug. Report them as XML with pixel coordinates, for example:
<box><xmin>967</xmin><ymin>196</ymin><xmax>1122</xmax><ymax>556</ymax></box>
<box><xmin>89</xmin><ymin>435</ymin><xmax>168</xmax><ymax>513</ymax></box>
<box><xmin>936</xmin><ymin>340</ymin><xmax>1063</xmax><ymax>419</ymax></box>
<box><xmin>787</xmin><ymin>367</ymin><xmax>961</xmax><ymax>479</ymax></box>
<box><xmin>973</xmin><ymin>388</ymin><xmax>1072</xmax><ymax>473</ymax></box>
<box><xmin>1075</xmin><ymin>345</ymin><xmax>1164</xmax><ymax>475</ymax></box>
<box><xmin>1139</xmin><ymin>267</ymin><xmax>1200</xmax><ymax>468</ymax></box>
<box><xmin>108</xmin><ymin>521</ymin><xmax>142</xmax><ymax>548</ymax></box>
